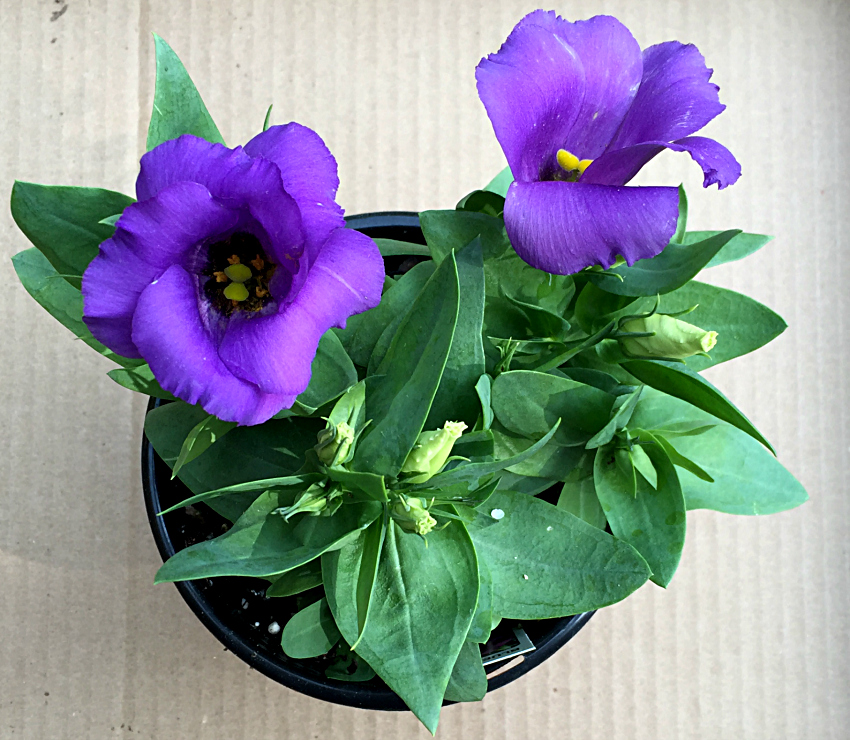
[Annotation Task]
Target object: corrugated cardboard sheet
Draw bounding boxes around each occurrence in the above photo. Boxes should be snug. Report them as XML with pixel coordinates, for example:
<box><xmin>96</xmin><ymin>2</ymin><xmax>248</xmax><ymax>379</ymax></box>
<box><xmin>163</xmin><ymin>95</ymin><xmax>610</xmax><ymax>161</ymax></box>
<box><xmin>2</xmin><ymin>0</ymin><xmax>847</xmax><ymax>737</ymax></box>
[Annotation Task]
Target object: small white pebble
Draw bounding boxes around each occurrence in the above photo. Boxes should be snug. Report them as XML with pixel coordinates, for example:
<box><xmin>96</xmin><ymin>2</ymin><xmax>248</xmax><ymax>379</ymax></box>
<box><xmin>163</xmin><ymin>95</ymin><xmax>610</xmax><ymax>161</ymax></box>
<box><xmin>267</xmin><ymin>621</ymin><xmax>281</xmax><ymax>635</ymax></box>
<box><xmin>523</xmin><ymin>574</ymin><xmax>529</xmax><ymax>580</ymax></box>
<box><xmin>490</xmin><ymin>508</ymin><xmax>505</xmax><ymax>520</ymax></box>
<box><xmin>254</xmin><ymin>622</ymin><xmax>260</xmax><ymax>628</ymax></box>
<box><xmin>546</xmin><ymin>526</ymin><xmax>553</xmax><ymax>532</ymax></box>
<box><xmin>241</xmin><ymin>599</ymin><xmax>249</xmax><ymax>610</ymax></box>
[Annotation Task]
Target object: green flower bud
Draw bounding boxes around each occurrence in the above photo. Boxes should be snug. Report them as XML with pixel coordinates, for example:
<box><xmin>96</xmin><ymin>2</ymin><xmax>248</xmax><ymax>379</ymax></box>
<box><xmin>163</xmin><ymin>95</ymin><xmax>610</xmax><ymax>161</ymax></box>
<box><xmin>391</xmin><ymin>496</ymin><xmax>437</xmax><ymax>536</ymax></box>
<box><xmin>275</xmin><ymin>485</ymin><xmax>328</xmax><ymax>521</ymax></box>
<box><xmin>620</xmin><ymin>314</ymin><xmax>717</xmax><ymax>360</ymax></box>
<box><xmin>315</xmin><ymin>420</ymin><xmax>356</xmax><ymax>466</ymax></box>
<box><xmin>400</xmin><ymin>421</ymin><xmax>467</xmax><ymax>484</ymax></box>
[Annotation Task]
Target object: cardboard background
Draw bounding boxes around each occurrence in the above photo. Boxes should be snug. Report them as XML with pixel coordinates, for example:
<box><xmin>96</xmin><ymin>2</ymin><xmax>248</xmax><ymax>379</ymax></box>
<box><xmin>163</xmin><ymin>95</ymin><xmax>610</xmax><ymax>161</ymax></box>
<box><xmin>2</xmin><ymin>0</ymin><xmax>847</xmax><ymax>737</ymax></box>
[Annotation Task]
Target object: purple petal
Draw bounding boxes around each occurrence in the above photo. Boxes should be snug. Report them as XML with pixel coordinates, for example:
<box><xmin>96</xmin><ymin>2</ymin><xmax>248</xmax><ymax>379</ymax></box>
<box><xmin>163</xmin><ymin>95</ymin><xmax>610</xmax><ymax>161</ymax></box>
<box><xmin>137</xmin><ymin>135</ymin><xmax>305</xmax><ymax>270</ymax></box>
<box><xmin>217</xmin><ymin>228</ymin><xmax>383</xmax><ymax>395</ymax></box>
<box><xmin>582</xmin><ymin>136</ymin><xmax>741</xmax><ymax>189</ymax></box>
<box><xmin>82</xmin><ymin>245</ymin><xmax>156</xmax><ymax>358</ymax></box>
<box><xmin>667</xmin><ymin>136</ymin><xmax>741</xmax><ymax>189</ymax></box>
<box><xmin>131</xmin><ymin>264</ymin><xmax>295</xmax><ymax>425</ymax></box>
<box><xmin>245</xmin><ymin>123</ymin><xmax>345</xmax><ymax>260</ymax></box>
<box><xmin>503</xmin><ymin>180</ymin><xmax>680</xmax><ymax>274</ymax></box>
<box><xmin>476</xmin><ymin>20</ymin><xmax>585</xmax><ymax>182</ymax></box>
<box><xmin>136</xmin><ymin>136</ymin><xmax>253</xmax><ymax>201</ymax></box>
<box><xmin>82</xmin><ymin>182</ymin><xmax>239</xmax><ymax>357</ymax></box>
<box><xmin>608</xmin><ymin>41</ymin><xmax>726</xmax><ymax>150</ymax></box>
<box><xmin>516</xmin><ymin>12</ymin><xmax>643</xmax><ymax>159</ymax></box>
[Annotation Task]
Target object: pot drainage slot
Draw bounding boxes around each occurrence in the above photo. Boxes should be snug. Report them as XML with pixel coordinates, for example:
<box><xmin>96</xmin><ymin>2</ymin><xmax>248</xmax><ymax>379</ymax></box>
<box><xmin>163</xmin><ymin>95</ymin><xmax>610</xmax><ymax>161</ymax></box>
<box><xmin>481</xmin><ymin>627</ymin><xmax>535</xmax><ymax>667</ymax></box>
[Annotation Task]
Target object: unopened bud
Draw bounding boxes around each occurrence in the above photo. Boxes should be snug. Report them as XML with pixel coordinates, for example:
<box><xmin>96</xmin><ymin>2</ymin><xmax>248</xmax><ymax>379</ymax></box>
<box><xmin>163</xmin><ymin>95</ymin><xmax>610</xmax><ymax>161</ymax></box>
<box><xmin>400</xmin><ymin>421</ymin><xmax>467</xmax><ymax>484</ymax></box>
<box><xmin>391</xmin><ymin>496</ymin><xmax>437</xmax><ymax>536</ymax></box>
<box><xmin>316</xmin><ymin>421</ymin><xmax>355</xmax><ymax>466</ymax></box>
<box><xmin>620</xmin><ymin>314</ymin><xmax>717</xmax><ymax>360</ymax></box>
<box><xmin>275</xmin><ymin>485</ymin><xmax>327</xmax><ymax>521</ymax></box>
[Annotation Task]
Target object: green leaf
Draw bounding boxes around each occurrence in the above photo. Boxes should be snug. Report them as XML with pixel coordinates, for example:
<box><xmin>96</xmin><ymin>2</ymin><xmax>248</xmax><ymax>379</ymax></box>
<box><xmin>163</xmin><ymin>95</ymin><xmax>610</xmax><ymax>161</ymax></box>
<box><xmin>147</xmin><ymin>34</ymin><xmax>224</xmax><ymax>149</ymax></box>
<box><xmin>420</xmin><ymin>210</ymin><xmax>509</xmax><ymax>265</ymax></box>
<box><xmin>684</xmin><ymin>231</ymin><xmax>774</xmax><ymax>268</ymax></box>
<box><xmin>586</xmin><ymin>386</ymin><xmax>643</xmax><ymax>449</ymax></box>
<box><xmin>558</xmin><ymin>463</ymin><xmax>607</xmax><ymax>530</ymax></box>
<box><xmin>351</xmin><ymin>514</ymin><xmax>387</xmax><ymax>650</ymax></box>
<box><xmin>630</xmin><ymin>444</ymin><xmax>657</xmax><ymax>488</ymax></box>
<box><xmin>98</xmin><ymin>213</ymin><xmax>122</xmax><ymax>227</ymax></box>
<box><xmin>456</xmin><ymin>190</ymin><xmax>505</xmax><ymax>217</ymax></box>
<box><xmin>11</xmin><ymin>182</ymin><xmax>135</xmax><ymax>285</ymax></box>
<box><xmin>621</xmin><ymin>360</ymin><xmax>774</xmax><ymax>452</ymax></box>
<box><xmin>12</xmin><ymin>248</ymin><xmax>142</xmax><ymax>368</ymax></box>
<box><xmin>293</xmin><ymin>330</ymin><xmax>357</xmax><ymax>413</ymax></box>
<box><xmin>266</xmin><ymin>560</ymin><xmax>323</xmax><ymax>597</ymax></box>
<box><xmin>491</xmin><ymin>370</ymin><xmax>614</xmax><ymax>446</ymax></box>
<box><xmin>373</xmin><ymin>238</ymin><xmax>431</xmax><ymax>257</ymax></box>
<box><xmin>157</xmin><ymin>474</ymin><xmax>320</xmax><ymax>515</ymax></box>
<box><xmin>323</xmin><ymin>468</ymin><xmax>388</xmax><ymax>502</ymax></box>
<box><xmin>672</xmin><ymin>185</ymin><xmax>688</xmax><ymax>243</ymax></box>
<box><xmin>107</xmin><ymin>364</ymin><xmax>175</xmax><ymax>399</ymax></box>
<box><xmin>630</xmin><ymin>390</ymin><xmax>808</xmax><ymax>514</ymax></box>
<box><xmin>574</xmin><ymin>283</ymin><xmax>651</xmax><ymax>334</ymax></box>
<box><xmin>647</xmin><ymin>431</ymin><xmax>714</xmax><ymax>482</ymax></box>
<box><xmin>339</xmin><ymin>261</ymin><xmax>434</xmax><ymax>368</ymax></box>
<box><xmin>144</xmin><ymin>401</ymin><xmax>323</xmax><ymax>521</ymax></box>
<box><xmin>483</xmin><ymin>165</ymin><xmax>513</xmax><ymax>197</ymax></box>
<box><xmin>658</xmin><ymin>281</ymin><xmax>787</xmax><ymax>371</ymax></box>
<box><xmin>467</xmin><ymin>559</ymin><xmax>495</xmax><ymax>644</ymax></box>
<box><xmin>262</xmin><ymin>104</ymin><xmax>273</xmax><ymax>132</ymax></box>
<box><xmin>353</xmin><ymin>254</ymin><xmax>460</xmax><ymax>477</ymax></box>
<box><xmin>171</xmin><ymin>414</ymin><xmax>237</xmax><ymax>478</ymax></box>
<box><xmin>475</xmin><ymin>374</ymin><xmax>494</xmax><ymax>430</ymax></box>
<box><xmin>324</xmin><ymin>519</ymin><xmax>478</xmax><ymax>734</ymax></box>
<box><xmin>491</xmin><ymin>423</ymin><xmax>583</xmax><ymax>480</ymax></box>
<box><xmin>425</xmin><ymin>237</ymin><xmax>486</xmax><ymax>428</ymax></box>
<box><xmin>467</xmin><ymin>490</ymin><xmax>650</xmax><ymax>618</ymax></box>
<box><xmin>588</xmin><ymin>230</ymin><xmax>741</xmax><ymax>297</ymax></box>
<box><xmin>444</xmin><ymin>642</ymin><xmax>487</xmax><ymax>702</ymax></box>
<box><xmin>594</xmin><ymin>440</ymin><xmax>685</xmax><ymax>587</ymax></box>
<box><xmin>451</xmin><ymin>430</ymin><xmax>495</xmax><ymax>459</ymax></box>
<box><xmin>154</xmin><ymin>491</ymin><xmax>381</xmax><ymax>582</ymax></box>
<box><xmin>281</xmin><ymin>598</ymin><xmax>341</xmax><ymax>659</ymax></box>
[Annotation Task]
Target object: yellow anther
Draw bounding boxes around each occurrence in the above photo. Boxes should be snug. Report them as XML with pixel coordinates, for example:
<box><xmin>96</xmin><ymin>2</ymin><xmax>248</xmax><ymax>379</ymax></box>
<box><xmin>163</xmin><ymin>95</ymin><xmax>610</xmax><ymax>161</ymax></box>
<box><xmin>556</xmin><ymin>149</ymin><xmax>581</xmax><ymax>172</ymax></box>
<box><xmin>578</xmin><ymin>159</ymin><xmax>593</xmax><ymax>174</ymax></box>
<box><xmin>224</xmin><ymin>282</ymin><xmax>249</xmax><ymax>301</ymax></box>
<box><xmin>213</xmin><ymin>270</ymin><xmax>228</xmax><ymax>283</ymax></box>
<box><xmin>226</xmin><ymin>254</ymin><xmax>241</xmax><ymax>265</ymax></box>
<box><xmin>224</xmin><ymin>263</ymin><xmax>252</xmax><ymax>283</ymax></box>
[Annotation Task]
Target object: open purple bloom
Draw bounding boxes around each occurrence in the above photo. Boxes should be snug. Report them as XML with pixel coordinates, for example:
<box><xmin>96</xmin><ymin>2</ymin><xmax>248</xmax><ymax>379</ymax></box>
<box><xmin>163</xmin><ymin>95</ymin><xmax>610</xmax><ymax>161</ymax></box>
<box><xmin>476</xmin><ymin>11</ymin><xmax>742</xmax><ymax>275</ymax></box>
<box><xmin>82</xmin><ymin>125</ymin><xmax>384</xmax><ymax>425</ymax></box>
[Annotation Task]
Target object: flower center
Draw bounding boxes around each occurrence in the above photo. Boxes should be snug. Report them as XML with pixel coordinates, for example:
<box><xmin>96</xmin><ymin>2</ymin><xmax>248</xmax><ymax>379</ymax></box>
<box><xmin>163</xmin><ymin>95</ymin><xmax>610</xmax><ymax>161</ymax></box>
<box><xmin>554</xmin><ymin>149</ymin><xmax>593</xmax><ymax>182</ymax></box>
<box><xmin>203</xmin><ymin>231</ymin><xmax>277</xmax><ymax>316</ymax></box>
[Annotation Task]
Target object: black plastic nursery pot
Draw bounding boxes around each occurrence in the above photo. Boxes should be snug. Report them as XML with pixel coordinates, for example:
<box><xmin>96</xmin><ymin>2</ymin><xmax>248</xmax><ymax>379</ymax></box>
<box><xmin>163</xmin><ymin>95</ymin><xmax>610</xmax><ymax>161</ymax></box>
<box><xmin>141</xmin><ymin>212</ymin><xmax>594</xmax><ymax>711</ymax></box>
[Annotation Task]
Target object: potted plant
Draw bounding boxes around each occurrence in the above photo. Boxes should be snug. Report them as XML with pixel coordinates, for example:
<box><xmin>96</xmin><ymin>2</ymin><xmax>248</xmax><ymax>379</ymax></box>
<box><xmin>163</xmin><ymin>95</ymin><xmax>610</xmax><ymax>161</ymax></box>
<box><xmin>10</xmin><ymin>10</ymin><xmax>808</xmax><ymax>734</ymax></box>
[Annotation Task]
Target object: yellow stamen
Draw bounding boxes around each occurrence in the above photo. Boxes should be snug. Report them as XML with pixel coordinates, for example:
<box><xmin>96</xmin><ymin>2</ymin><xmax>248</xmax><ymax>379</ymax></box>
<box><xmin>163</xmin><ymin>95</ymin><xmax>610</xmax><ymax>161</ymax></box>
<box><xmin>255</xmin><ymin>286</ymin><xmax>269</xmax><ymax>298</ymax></box>
<box><xmin>226</xmin><ymin>254</ymin><xmax>241</xmax><ymax>265</ymax></box>
<box><xmin>224</xmin><ymin>263</ymin><xmax>252</xmax><ymax>283</ymax></box>
<box><xmin>224</xmin><ymin>282</ymin><xmax>249</xmax><ymax>301</ymax></box>
<box><xmin>213</xmin><ymin>270</ymin><xmax>228</xmax><ymax>283</ymax></box>
<box><xmin>556</xmin><ymin>149</ymin><xmax>581</xmax><ymax>172</ymax></box>
<box><xmin>578</xmin><ymin>159</ymin><xmax>593</xmax><ymax>174</ymax></box>
<box><xmin>250</xmin><ymin>254</ymin><xmax>265</xmax><ymax>270</ymax></box>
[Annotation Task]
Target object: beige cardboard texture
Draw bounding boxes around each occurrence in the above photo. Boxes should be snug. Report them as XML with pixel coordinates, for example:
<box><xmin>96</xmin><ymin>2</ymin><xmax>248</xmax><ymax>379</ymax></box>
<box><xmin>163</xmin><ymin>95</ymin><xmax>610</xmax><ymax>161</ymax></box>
<box><xmin>1</xmin><ymin>0</ymin><xmax>847</xmax><ymax>738</ymax></box>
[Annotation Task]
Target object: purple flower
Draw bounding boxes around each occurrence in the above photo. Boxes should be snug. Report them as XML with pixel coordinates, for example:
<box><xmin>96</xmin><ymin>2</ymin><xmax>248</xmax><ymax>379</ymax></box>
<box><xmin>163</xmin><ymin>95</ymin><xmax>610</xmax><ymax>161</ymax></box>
<box><xmin>82</xmin><ymin>125</ymin><xmax>384</xmax><ymax>425</ymax></box>
<box><xmin>476</xmin><ymin>11</ymin><xmax>741</xmax><ymax>275</ymax></box>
